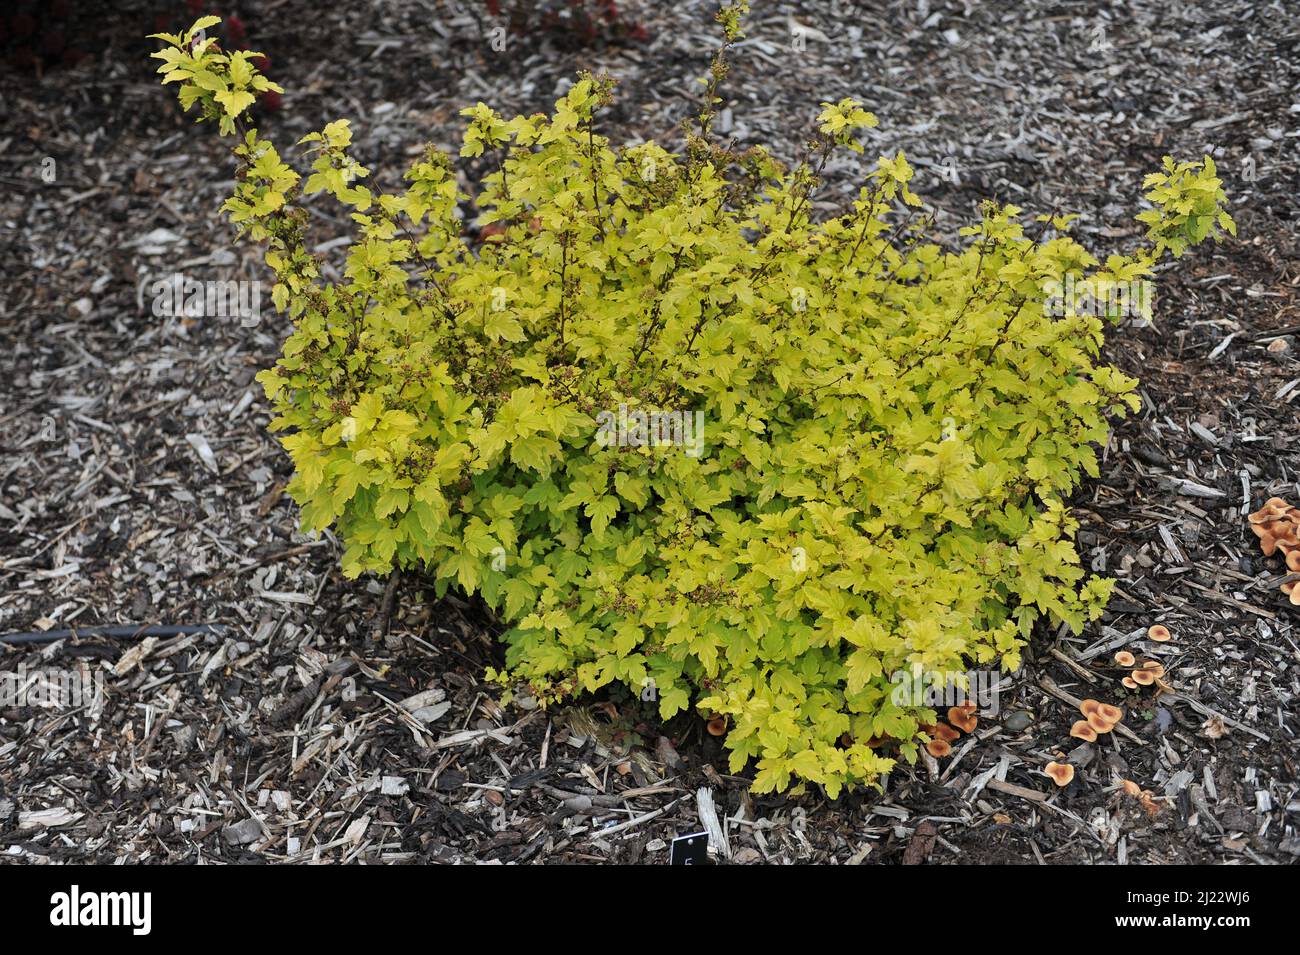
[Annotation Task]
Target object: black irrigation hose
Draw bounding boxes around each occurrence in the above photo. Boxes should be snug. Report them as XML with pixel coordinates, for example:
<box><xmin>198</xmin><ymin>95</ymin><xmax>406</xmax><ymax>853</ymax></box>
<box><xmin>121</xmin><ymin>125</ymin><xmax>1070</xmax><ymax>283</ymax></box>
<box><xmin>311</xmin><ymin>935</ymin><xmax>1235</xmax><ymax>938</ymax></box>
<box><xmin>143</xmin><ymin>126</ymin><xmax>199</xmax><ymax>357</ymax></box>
<box><xmin>0</xmin><ymin>624</ymin><xmax>227</xmax><ymax>647</ymax></box>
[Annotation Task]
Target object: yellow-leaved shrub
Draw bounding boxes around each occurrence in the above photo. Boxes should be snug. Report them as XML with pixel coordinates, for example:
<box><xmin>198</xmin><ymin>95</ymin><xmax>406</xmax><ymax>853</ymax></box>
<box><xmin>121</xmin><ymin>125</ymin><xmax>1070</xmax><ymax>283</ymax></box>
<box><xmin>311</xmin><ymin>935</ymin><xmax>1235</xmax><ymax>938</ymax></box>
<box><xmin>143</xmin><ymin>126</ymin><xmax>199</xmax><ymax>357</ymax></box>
<box><xmin>151</xmin><ymin>6</ymin><xmax>1232</xmax><ymax>795</ymax></box>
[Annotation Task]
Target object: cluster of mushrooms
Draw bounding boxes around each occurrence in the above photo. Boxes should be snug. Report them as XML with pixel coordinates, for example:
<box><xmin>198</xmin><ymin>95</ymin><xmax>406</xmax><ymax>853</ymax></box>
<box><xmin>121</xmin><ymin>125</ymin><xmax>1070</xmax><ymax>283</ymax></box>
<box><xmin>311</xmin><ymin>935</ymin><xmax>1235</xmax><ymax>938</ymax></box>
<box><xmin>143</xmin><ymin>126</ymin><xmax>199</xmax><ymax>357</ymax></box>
<box><xmin>921</xmin><ymin>702</ymin><xmax>978</xmax><ymax>758</ymax></box>
<box><xmin>1041</xmin><ymin>623</ymin><xmax>1175</xmax><ymax>809</ymax></box>
<box><xmin>1067</xmin><ymin>697</ymin><xmax>1124</xmax><ymax>745</ymax></box>
<box><xmin>1249</xmin><ymin>497</ymin><xmax>1300</xmax><ymax>605</ymax></box>
<box><xmin>1112</xmin><ymin>624</ymin><xmax>1173</xmax><ymax>692</ymax></box>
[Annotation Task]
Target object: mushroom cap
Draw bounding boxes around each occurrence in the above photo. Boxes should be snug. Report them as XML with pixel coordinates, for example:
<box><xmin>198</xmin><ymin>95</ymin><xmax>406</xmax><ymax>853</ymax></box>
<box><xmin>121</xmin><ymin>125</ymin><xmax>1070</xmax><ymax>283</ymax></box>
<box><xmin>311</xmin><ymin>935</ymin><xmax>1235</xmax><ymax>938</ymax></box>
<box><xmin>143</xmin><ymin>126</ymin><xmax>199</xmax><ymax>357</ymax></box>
<box><xmin>934</xmin><ymin>722</ymin><xmax>961</xmax><ymax>743</ymax></box>
<box><xmin>1114</xmin><ymin>650</ymin><xmax>1136</xmax><ymax>667</ymax></box>
<box><xmin>1070</xmin><ymin>720</ymin><xmax>1098</xmax><ymax>742</ymax></box>
<box><xmin>1131</xmin><ymin>668</ymin><xmax>1155</xmax><ymax>686</ymax></box>
<box><xmin>1120</xmin><ymin>779</ymin><xmax>1142</xmax><ymax>796</ymax></box>
<box><xmin>1248</xmin><ymin>498</ymin><xmax>1289</xmax><ymax>523</ymax></box>
<box><xmin>1122</xmin><ymin>676</ymin><xmax>1139</xmax><ymax>689</ymax></box>
<box><xmin>1096</xmin><ymin>702</ymin><xmax>1124</xmax><ymax>725</ymax></box>
<box><xmin>1142</xmin><ymin>661</ymin><xmax>1166</xmax><ymax>677</ymax></box>
<box><xmin>1147</xmin><ymin>625</ymin><xmax>1172</xmax><ymax>642</ymax></box>
<box><xmin>948</xmin><ymin>706</ymin><xmax>978</xmax><ymax>733</ymax></box>
<box><xmin>1287</xmin><ymin>550</ymin><xmax>1300</xmax><ymax>573</ymax></box>
<box><xmin>1044</xmin><ymin>761</ymin><xmax>1075</xmax><ymax>787</ymax></box>
<box><xmin>1086</xmin><ymin>711</ymin><xmax>1115</xmax><ymax>733</ymax></box>
<box><xmin>1079</xmin><ymin>698</ymin><xmax>1103</xmax><ymax>718</ymax></box>
<box><xmin>925</xmin><ymin>738</ymin><xmax>952</xmax><ymax>758</ymax></box>
<box><xmin>706</xmin><ymin>715</ymin><xmax>728</xmax><ymax>736</ymax></box>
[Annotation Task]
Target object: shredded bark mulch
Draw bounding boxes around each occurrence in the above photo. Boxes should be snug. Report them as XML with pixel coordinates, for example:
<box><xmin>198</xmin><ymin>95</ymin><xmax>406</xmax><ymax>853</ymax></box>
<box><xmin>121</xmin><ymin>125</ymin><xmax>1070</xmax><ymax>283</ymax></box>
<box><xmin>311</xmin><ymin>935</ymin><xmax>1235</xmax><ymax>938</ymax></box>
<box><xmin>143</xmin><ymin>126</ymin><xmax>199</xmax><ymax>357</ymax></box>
<box><xmin>1</xmin><ymin>0</ymin><xmax>1297</xmax><ymax>863</ymax></box>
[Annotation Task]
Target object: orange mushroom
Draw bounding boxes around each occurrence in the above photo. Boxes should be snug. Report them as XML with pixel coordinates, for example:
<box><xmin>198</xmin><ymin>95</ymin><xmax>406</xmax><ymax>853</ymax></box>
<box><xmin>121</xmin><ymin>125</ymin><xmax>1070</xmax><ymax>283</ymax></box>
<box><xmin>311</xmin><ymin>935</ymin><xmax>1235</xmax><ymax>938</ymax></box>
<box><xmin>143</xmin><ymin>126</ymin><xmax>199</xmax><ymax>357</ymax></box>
<box><xmin>1114</xmin><ymin>650</ymin><xmax>1136</xmax><ymax>667</ymax></box>
<box><xmin>1147</xmin><ymin>625</ymin><xmax>1172</xmax><ymax>643</ymax></box>
<box><xmin>1121</xmin><ymin>676</ymin><xmax>1139</xmax><ymax>689</ymax></box>
<box><xmin>926</xmin><ymin>738</ymin><xmax>952</xmax><ymax>758</ymax></box>
<box><xmin>1142</xmin><ymin>661</ymin><xmax>1166</xmax><ymax>678</ymax></box>
<box><xmin>1086</xmin><ymin>711</ymin><xmax>1115</xmax><ymax>734</ymax></box>
<box><xmin>478</xmin><ymin>222</ymin><xmax>509</xmax><ymax>243</ymax></box>
<box><xmin>1258</xmin><ymin>513</ymin><xmax>1300</xmax><ymax>557</ymax></box>
<box><xmin>948</xmin><ymin>705</ymin><xmax>978</xmax><ymax>734</ymax></box>
<box><xmin>933</xmin><ymin>722</ymin><xmax>961</xmax><ymax>743</ymax></box>
<box><xmin>1282</xmin><ymin>581</ymin><xmax>1300</xmax><ymax>606</ymax></box>
<box><xmin>1070</xmin><ymin>720</ymin><xmax>1098</xmax><ymax>742</ymax></box>
<box><xmin>593</xmin><ymin>701</ymin><xmax>619</xmax><ymax>720</ymax></box>
<box><xmin>1095</xmin><ymin>702</ymin><xmax>1123</xmax><ymax>725</ymax></box>
<box><xmin>1287</xmin><ymin>549</ymin><xmax>1300</xmax><ymax>573</ymax></box>
<box><xmin>1248</xmin><ymin>497</ymin><xmax>1289</xmax><ymax>523</ymax></box>
<box><xmin>1120</xmin><ymin>779</ymin><xmax>1142</xmax><ymax>796</ymax></box>
<box><xmin>1085</xmin><ymin>700</ymin><xmax>1123</xmax><ymax>733</ymax></box>
<box><xmin>1131</xmin><ymin>668</ymin><xmax>1155</xmax><ymax>687</ymax></box>
<box><xmin>1044</xmin><ymin>762</ymin><xmax>1075</xmax><ymax>787</ymax></box>
<box><xmin>1261</xmin><ymin>533</ymin><xmax>1286</xmax><ymax>558</ymax></box>
<box><xmin>706</xmin><ymin>715</ymin><xmax>728</xmax><ymax>736</ymax></box>
<box><xmin>1079</xmin><ymin>699</ymin><xmax>1103</xmax><ymax>719</ymax></box>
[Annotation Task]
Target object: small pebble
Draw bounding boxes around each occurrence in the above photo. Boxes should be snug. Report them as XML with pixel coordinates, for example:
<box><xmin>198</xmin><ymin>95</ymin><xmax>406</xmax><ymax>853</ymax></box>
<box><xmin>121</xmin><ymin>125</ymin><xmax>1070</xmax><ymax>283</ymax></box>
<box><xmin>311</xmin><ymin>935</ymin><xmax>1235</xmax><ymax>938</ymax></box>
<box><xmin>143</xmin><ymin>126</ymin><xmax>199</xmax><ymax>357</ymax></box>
<box><xmin>1003</xmin><ymin>710</ymin><xmax>1034</xmax><ymax>732</ymax></box>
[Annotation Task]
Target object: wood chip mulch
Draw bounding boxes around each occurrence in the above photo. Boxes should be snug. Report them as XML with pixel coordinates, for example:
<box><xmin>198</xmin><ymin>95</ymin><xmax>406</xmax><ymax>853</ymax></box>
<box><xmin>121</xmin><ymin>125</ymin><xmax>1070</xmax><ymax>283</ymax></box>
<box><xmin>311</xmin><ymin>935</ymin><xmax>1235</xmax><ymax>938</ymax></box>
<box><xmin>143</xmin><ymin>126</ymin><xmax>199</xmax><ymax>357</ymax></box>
<box><xmin>1</xmin><ymin>0</ymin><xmax>1297</xmax><ymax>864</ymax></box>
